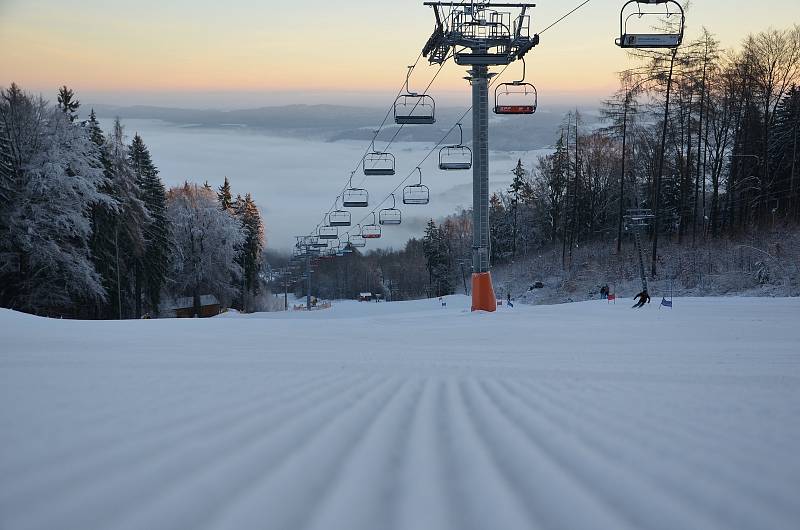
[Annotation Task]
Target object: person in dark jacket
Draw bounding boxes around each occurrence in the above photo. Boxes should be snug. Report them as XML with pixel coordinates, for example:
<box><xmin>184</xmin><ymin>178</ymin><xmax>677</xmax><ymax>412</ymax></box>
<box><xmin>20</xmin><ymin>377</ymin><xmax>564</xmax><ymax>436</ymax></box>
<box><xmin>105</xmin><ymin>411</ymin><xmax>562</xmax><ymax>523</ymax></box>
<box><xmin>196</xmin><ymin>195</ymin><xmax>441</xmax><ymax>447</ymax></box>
<box><xmin>632</xmin><ymin>290</ymin><xmax>650</xmax><ymax>308</ymax></box>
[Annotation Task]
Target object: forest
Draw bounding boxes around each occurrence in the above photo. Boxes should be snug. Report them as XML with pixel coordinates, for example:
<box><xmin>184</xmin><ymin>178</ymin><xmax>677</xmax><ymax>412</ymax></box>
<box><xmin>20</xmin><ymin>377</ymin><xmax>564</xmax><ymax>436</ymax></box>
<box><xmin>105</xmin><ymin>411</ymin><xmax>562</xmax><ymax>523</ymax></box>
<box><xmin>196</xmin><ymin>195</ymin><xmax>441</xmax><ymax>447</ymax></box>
<box><xmin>284</xmin><ymin>25</ymin><xmax>800</xmax><ymax>303</ymax></box>
<box><xmin>0</xmin><ymin>85</ymin><xmax>268</xmax><ymax>318</ymax></box>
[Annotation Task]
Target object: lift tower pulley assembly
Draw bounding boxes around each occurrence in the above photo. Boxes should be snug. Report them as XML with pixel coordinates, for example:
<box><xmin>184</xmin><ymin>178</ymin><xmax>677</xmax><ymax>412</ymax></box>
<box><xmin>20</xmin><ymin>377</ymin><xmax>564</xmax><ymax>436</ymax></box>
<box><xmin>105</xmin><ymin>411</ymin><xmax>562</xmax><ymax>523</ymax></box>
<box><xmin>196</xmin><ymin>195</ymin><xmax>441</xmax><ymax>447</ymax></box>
<box><xmin>422</xmin><ymin>1</ymin><xmax>539</xmax><ymax>312</ymax></box>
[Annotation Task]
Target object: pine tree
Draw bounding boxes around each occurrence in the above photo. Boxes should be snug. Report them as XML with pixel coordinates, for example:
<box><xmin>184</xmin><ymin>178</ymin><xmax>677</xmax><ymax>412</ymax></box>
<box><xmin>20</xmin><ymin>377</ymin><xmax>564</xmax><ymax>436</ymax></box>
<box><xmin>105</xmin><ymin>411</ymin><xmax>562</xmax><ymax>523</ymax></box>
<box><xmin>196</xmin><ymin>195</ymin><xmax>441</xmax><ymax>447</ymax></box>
<box><xmin>508</xmin><ymin>159</ymin><xmax>533</xmax><ymax>258</ymax></box>
<box><xmin>218</xmin><ymin>176</ymin><xmax>233</xmax><ymax>211</ymax></box>
<box><xmin>236</xmin><ymin>193</ymin><xmax>264</xmax><ymax>308</ymax></box>
<box><xmin>57</xmin><ymin>85</ymin><xmax>80</xmax><ymax>122</ymax></box>
<box><xmin>90</xmin><ymin>118</ymin><xmax>150</xmax><ymax>318</ymax></box>
<box><xmin>422</xmin><ymin>219</ymin><xmax>452</xmax><ymax>297</ymax></box>
<box><xmin>87</xmin><ymin>109</ymin><xmax>105</xmax><ymax>147</ymax></box>
<box><xmin>129</xmin><ymin>133</ymin><xmax>169</xmax><ymax>315</ymax></box>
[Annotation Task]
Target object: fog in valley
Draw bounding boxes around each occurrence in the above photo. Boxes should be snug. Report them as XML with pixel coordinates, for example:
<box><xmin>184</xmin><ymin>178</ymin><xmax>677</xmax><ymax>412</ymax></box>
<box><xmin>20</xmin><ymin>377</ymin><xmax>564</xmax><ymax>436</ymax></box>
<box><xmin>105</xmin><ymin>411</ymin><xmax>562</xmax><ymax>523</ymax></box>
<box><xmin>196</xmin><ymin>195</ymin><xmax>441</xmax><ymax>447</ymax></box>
<box><xmin>94</xmin><ymin>104</ymin><xmax>578</xmax><ymax>251</ymax></box>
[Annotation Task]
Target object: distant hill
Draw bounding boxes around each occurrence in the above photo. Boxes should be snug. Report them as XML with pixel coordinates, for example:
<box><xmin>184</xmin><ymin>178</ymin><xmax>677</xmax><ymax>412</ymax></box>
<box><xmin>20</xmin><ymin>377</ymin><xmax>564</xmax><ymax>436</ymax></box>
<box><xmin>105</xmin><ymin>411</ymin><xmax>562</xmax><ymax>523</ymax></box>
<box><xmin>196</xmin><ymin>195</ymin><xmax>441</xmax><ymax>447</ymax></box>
<box><xmin>89</xmin><ymin>103</ymin><xmax>600</xmax><ymax>151</ymax></box>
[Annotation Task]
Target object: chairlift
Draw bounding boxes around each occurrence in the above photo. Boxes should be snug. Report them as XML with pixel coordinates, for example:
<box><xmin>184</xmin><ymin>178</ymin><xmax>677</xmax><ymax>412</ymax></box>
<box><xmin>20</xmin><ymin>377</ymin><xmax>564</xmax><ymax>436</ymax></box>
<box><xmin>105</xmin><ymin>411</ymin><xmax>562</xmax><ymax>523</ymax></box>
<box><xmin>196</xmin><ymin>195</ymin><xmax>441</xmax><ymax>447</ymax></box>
<box><xmin>439</xmin><ymin>122</ymin><xmax>472</xmax><ymax>170</ymax></box>
<box><xmin>342</xmin><ymin>171</ymin><xmax>369</xmax><ymax>207</ymax></box>
<box><xmin>403</xmin><ymin>167</ymin><xmax>430</xmax><ymax>205</ymax></box>
<box><xmin>623</xmin><ymin>208</ymin><xmax>655</xmax><ymax>230</ymax></box>
<box><xmin>624</xmin><ymin>208</ymin><xmax>654</xmax><ymax>294</ymax></box>
<box><xmin>339</xmin><ymin>240</ymin><xmax>354</xmax><ymax>254</ymax></box>
<box><xmin>349</xmin><ymin>229</ymin><xmax>366</xmax><ymax>248</ymax></box>
<box><xmin>494</xmin><ymin>58</ymin><xmax>537</xmax><ymax>115</ymax></box>
<box><xmin>379</xmin><ymin>194</ymin><xmax>402</xmax><ymax>225</ymax></box>
<box><xmin>616</xmin><ymin>0</ymin><xmax>685</xmax><ymax>49</ymax></box>
<box><xmin>363</xmin><ymin>137</ymin><xmax>396</xmax><ymax>176</ymax></box>
<box><xmin>329</xmin><ymin>198</ymin><xmax>352</xmax><ymax>226</ymax></box>
<box><xmin>308</xmin><ymin>235</ymin><xmax>327</xmax><ymax>248</ymax></box>
<box><xmin>362</xmin><ymin>213</ymin><xmax>382</xmax><ymax>239</ymax></box>
<box><xmin>394</xmin><ymin>66</ymin><xmax>436</xmax><ymax>125</ymax></box>
<box><xmin>318</xmin><ymin>221</ymin><xmax>338</xmax><ymax>240</ymax></box>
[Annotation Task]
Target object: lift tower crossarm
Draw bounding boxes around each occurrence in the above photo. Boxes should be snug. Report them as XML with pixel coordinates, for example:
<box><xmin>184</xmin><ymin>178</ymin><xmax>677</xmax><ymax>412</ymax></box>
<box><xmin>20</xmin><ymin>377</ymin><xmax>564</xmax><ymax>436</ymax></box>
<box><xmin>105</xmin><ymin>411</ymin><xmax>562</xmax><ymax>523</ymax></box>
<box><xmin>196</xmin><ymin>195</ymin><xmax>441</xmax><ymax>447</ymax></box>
<box><xmin>422</xmin><ymin>2</ymin><xmax>538</xmax><ymax>66</ymax></box>
<box><xmin>423</xmin><ymin>2</ymin><xmax>535</xmax><ymax>7</ymax></box>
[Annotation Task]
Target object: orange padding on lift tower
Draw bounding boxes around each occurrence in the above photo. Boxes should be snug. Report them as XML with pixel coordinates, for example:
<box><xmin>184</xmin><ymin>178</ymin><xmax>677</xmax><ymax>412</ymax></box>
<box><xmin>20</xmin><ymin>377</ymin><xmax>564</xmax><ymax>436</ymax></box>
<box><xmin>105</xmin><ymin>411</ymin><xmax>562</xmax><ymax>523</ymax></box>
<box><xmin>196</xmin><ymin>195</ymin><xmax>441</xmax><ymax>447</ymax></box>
<box><xmin>471</xmin><ymin>272</ymin><xmax>497</xmax><ymax>312</ymax></box>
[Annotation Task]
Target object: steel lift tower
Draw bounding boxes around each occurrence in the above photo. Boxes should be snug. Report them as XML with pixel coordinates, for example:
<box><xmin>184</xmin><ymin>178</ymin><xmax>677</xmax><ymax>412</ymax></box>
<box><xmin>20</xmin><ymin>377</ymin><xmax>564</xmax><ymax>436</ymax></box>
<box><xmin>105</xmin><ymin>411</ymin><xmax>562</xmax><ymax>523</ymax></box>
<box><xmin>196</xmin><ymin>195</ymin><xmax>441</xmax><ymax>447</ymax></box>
<box><xmin>423</xmin><ymin>2</ymin><xmax>539</xmax><ymax>311</ymax></box>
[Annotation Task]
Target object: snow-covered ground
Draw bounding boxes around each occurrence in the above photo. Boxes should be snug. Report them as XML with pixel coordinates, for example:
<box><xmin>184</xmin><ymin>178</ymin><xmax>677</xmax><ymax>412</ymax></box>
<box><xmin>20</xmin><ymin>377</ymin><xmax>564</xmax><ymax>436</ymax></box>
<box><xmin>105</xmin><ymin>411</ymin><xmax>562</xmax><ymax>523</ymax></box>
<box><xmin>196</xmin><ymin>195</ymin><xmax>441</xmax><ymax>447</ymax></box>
<box><xmin>1</xmin><ymin>297</ymin><xmax>799</xmax><ymax>530</ymax></box>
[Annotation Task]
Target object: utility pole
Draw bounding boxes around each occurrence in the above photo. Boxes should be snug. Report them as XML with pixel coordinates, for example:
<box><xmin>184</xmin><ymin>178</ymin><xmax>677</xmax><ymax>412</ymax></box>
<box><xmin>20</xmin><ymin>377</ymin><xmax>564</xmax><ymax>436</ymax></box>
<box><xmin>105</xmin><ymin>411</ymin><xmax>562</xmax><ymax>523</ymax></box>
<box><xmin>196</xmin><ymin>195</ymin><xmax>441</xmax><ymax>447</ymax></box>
<box><xmin>423</xmin><ymin>1</ymin><xmax>538</xmax><ymax>311</ymax></box>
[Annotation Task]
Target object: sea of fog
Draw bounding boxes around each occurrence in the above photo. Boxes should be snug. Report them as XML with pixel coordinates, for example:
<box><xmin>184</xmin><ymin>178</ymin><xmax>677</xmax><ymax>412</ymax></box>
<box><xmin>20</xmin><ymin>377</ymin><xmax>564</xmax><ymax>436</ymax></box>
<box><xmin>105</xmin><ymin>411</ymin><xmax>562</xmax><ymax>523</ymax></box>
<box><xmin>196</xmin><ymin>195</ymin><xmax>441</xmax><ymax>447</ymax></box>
<box><xmin>100</xmin><ymin>119</ymin><xmax>552</xmax><ymax>252</ymax></box>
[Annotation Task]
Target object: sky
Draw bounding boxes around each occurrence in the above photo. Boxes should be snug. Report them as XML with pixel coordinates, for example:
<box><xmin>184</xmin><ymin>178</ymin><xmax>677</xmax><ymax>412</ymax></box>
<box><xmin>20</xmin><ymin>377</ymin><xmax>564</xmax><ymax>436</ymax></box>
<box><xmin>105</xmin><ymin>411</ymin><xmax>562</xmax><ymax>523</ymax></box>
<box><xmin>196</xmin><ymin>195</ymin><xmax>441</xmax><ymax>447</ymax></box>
<box><xmin>3</xmin><ymin>0</ymin><xmax>799</xmax><ymax>109</ymax></box>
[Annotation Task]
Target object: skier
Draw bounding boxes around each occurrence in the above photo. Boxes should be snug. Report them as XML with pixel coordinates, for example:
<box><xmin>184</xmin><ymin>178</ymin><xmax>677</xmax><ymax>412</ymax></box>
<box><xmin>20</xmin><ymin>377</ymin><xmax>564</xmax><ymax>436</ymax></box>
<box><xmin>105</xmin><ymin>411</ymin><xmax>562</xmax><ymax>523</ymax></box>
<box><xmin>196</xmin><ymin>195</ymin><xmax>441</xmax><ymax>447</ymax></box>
<box><xmin>600</xmin><ymin>284</ymin><xmax>609</xmax><ymax>299</ymax></box>
<box><xmin>632</xmin><ymin>290</ymin><xmax>650</xmax><ymax>308</ymax></box>
<box><xmin>506</xmin><ymin>292</ymin><xmax>513</xmax><ymax>308</ymax></box>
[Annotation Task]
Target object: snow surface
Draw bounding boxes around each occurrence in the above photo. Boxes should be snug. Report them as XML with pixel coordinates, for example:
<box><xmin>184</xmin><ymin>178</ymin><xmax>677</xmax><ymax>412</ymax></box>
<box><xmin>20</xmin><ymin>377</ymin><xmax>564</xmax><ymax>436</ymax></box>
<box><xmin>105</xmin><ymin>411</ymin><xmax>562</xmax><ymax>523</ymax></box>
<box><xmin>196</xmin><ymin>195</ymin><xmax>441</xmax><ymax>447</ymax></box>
<box><xmin>1</xmin><ymin>297</ymin><xmax>799</xmax><ymax>530</ymax></box>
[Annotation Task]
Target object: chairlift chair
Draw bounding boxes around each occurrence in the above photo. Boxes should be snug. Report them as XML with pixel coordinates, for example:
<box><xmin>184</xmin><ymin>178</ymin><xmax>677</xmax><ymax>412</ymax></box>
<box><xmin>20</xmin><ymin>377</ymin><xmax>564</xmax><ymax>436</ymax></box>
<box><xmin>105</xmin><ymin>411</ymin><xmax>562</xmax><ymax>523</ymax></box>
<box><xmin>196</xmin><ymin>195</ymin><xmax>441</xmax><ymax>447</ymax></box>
<box><xmin>318</xmin><ymin>222</ymin><xmax>338</xmax><ymax>240</ymax></box>
<box><xmin>308</xmin><ymin>236</ymin><xmax>327</xmax><ymax>248</ymax></box>
<box><xmin>363</xmin><ymin>138</ymin><xmax>396</xmax><ymax>176</ymax></box>
<box><xmin>439</xmin><ymin>122</ymin><xmax>472</xmax><ymax>170</ymax></box>
<box><xmin>394</xmin><ymin>66</ymin><xmax>436</xmax><ymax>125</ymax></box>
<box><xmin>362</xmin><ymin>213</ymin><xmax>382</xmax><ymax>239</ymax></box>
<box><xmin>349</xmin><ymin>230</ymin><xmax>367</xmax><ymax>248</ymax></box>
<box><xmin>379</xmin><ymin>194</ymin><xmax>402</xmax><ymax>225</ymax></box>
<box><xmin>616</xmin><ymin>0</ymin><xmax>685</xmax><ymax>49</ymax></box>
<box><xmin>403</xmin><ymin>167</ymin><xmax>431</xmax><ymax>205</ymax></box>
<box><xmin>342</xmin><ymin>171</ymin><xmax>369</xmax><ymax>207</ymax></box>
<box><xmin>623</xmin><ymin>208</ymin><xmax>655</xmax><ymax>230</ymax></box>
<box><xmin>494</xmin><ymin>58</ymin><xmax>537</xmax><ymax>115</ymax></box>
<box><xmin>329</xmin><ymin>198</ymin><xmax>352</xmax><ymax>226</ymax></box>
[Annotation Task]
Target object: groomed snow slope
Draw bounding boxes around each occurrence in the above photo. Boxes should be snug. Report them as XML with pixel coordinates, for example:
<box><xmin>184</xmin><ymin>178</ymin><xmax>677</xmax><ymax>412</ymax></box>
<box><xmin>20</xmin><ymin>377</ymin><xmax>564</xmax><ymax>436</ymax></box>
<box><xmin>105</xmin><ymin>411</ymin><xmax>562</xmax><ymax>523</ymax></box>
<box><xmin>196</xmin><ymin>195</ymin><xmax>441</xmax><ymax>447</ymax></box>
<box><xmin>1</xmin><ymin>297</ymin><xmax>799</xmax><ymax>530</ymax></box>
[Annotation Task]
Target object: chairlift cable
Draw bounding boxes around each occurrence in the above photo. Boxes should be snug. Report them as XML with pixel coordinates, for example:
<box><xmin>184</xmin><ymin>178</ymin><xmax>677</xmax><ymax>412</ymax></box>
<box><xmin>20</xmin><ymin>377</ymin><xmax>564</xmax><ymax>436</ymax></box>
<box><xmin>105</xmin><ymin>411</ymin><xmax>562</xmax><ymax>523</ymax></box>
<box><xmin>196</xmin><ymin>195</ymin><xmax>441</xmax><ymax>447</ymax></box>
<box><xmin>309</xmin><ymin>0</ymin><xmax>600</xmax><ymax>245</ymax></box>
<box><xmin>305</xmin><ymin>1</ymin><xmax>477</xmax><ymax>237</ymax></box>
<box><xmin>305</xmin><ymin>1</ymin><xmax>475</xmax><ymax>238</ymax></box>
<box><xmin>339</xmin><ymin>63</ymin><xmax>513</xmax><ymax>239</ymax></box>
<box><xmin>309</xmin><ymin>52</ymin><xmax>447</xmax><ymax>236</ymax></box>
<box><xmin>537</xmin><ymin>0</ymin><xmax>593</xmax><ymax>35</ymax></box>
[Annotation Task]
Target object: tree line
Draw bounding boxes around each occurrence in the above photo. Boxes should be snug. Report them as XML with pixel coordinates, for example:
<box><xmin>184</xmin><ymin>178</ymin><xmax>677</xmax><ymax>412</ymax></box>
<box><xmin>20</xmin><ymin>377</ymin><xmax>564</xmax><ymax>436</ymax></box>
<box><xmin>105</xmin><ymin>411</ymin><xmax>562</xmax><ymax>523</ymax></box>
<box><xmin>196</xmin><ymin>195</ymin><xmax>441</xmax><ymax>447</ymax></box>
<box><xmin>0</xmin><ymin>84</ymin><xmax>267</xmax><ymax>318</ymax></box>
<box><xmin>487</xmin><ymin>25</ymin><xmax>799</xmax><ymax>275</ymax></box>
<box><xmin>290</xmin><ymin>24</ymin><xmax>799</xmax><ymax>301</ymax></box>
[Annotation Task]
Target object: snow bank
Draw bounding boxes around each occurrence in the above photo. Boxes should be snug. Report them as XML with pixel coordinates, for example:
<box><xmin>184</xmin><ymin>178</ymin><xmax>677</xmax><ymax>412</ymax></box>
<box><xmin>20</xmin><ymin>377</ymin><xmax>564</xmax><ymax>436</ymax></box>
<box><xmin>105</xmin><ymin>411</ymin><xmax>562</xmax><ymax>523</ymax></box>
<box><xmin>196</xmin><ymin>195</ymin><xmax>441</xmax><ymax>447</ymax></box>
<box><xmin>1</xmin><ymin>298</ymin><xmax>799</xmax><ymax>530</ymax></box>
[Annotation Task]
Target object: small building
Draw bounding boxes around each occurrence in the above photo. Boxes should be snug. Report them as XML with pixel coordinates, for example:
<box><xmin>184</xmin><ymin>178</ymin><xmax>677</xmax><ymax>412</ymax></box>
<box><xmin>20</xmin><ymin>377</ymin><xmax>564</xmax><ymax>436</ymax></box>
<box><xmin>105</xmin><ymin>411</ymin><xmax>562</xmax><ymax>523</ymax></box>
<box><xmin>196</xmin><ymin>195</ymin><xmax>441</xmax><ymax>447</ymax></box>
<box><xmin>358</xmin><ymin>292</ymin><xmax>373</xmax><ymax>302</ymax></box>
<box><xmin>160</xmin><ymin>295</ymin><xmax>221</xmax><ymax>318</ymax></box>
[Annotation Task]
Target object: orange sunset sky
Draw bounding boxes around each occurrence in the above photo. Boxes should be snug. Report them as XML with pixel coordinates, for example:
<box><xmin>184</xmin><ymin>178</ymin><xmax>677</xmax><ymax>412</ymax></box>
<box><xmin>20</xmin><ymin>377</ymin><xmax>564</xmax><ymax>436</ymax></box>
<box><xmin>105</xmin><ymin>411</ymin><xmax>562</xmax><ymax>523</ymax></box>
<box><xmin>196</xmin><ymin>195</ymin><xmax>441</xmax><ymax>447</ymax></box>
<box><xmin>2</xmin><ymin>0</ymin><xmax>799</xmax><ymax>107</ymax></box>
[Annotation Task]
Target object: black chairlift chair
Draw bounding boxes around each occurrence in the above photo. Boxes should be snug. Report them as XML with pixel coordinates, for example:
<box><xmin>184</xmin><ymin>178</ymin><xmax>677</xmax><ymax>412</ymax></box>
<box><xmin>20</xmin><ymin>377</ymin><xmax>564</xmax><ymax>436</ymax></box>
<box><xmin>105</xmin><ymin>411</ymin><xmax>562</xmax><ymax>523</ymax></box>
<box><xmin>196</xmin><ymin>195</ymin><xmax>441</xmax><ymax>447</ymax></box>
<box><xmin>494</xmin><ymin>58</ymin><xmax>537</xmax><ymax>115</ymax></box>
<box><xmin>308</xmin><ymin>236</ymin><xmax>327</xmax><ymax>249</ymax></box>
<box><xmin>363</xmin><ymin>138</ymin><xmax>396</xmax><ymax>176</ymax></box>
<box><xmin>379</xmin><ymin>194</ymin><xmax>402</xmax><ymax>225</ymax></box>
<box><xmin>403</xmin><ymin>167</ymin><xmax>430</xmax><ymax>205</ymax></box>
<box><xmin>329</xmin><ymin>198</ymin><xmax>352</xmax><ymax>227</ymax></box>
<box><xmin>318</xmin><ymin>220</ymin><xmax>338</xmax><ymax>240</ymax></box>
<box><xmin>616</xmin><ymin>0</ymin><xmax>684</xmax><ymax>49</ymax></box>
<box><xmin>439</xmin><ymin>122</ymin><xmax>472</xmax><ymax>170</ymax></box>
<box><xmin>349</xmin><ymin>229</ymin><xmax>367</xmax><ymax>248</ymax></box>
<box><xmin>394</xmin><ymin>66</ymin><xmax>436</xmax><ymax>125</ymax></box>
<box><xmin>362</xmin><ymin>213</ymin><xmax>382</xmax><ymax>239</ymax></box>
<box><xmin>339</xmin><ymin>240</ymin><xmax>354</xmax><ymax>254</ymax></box>
<box><xmin>342</xmin><ymin>171</ymin><xmax>369</xmax><ymax>207</ymax></box>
